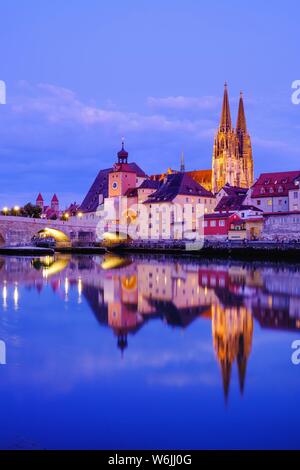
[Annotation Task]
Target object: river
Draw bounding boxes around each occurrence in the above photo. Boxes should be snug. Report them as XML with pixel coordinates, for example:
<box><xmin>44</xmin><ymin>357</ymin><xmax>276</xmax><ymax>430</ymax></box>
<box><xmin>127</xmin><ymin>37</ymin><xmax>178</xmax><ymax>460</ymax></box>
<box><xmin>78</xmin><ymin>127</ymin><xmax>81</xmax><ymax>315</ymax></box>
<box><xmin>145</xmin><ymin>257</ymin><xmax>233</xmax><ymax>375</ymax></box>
<box><xmin>0</xmin><ymin>254</ymin><xmax>299</xmax><ymax>449</ymax></box>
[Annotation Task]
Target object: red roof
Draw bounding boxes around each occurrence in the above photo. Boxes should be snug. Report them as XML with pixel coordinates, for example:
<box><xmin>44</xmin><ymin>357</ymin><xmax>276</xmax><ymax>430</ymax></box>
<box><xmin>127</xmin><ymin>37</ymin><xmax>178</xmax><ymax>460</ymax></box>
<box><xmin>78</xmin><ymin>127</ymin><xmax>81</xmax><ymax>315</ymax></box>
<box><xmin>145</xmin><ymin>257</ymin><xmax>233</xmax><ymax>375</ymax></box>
<box><xmin>51</xmin><ymin>194</ymin><xmax>59</xmax><ymax>202</ymax></box>
<box><xmin>36</xmin><ymin>193</ymin><xmax>44</xmax><ymax>201</ymax></box>
<box><xmin>204</xmin><ymin>212</ymin><xmax>240</xmax><ymax>220</ymax></box>
<box><xmin>112</xmin><ymin>163</ymin><xmax>136</xmax><ymax>173</ymax></box>
<box><xmin>251</xmin><ymin>171</ymin><xmax>300</xmax><ymax>198</ymax></box>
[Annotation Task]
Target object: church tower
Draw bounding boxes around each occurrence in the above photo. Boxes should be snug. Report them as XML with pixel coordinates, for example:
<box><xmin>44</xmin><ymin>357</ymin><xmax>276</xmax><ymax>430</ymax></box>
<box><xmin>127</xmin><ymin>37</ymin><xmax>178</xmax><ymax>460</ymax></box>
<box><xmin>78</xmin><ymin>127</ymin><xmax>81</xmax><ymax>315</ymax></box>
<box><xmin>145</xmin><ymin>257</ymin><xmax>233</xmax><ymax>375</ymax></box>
<box><xmin>108</xmin><ymin>141</ymin><xmax>137</xmax><ymax>198</ymax></box>
<box><xmin>212</xmin><ymin>84</ymin><xmax>254</xmax><ymax>194</ymax></box>
<box><xmin>236</xmin><ymin>92</ymin><xmax>254</xmax><ymax>189</ymax></box>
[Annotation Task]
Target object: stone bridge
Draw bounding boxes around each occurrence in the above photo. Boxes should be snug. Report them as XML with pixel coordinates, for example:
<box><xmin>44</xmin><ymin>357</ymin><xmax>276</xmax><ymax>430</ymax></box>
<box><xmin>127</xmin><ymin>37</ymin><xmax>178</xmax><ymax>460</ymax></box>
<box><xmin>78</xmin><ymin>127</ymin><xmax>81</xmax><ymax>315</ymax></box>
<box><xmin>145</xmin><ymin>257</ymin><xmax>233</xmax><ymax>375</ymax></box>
<box><xmin>0</xmin><ymin>215</ymin><xmax>99</xmax><ymax>247</ymax></box>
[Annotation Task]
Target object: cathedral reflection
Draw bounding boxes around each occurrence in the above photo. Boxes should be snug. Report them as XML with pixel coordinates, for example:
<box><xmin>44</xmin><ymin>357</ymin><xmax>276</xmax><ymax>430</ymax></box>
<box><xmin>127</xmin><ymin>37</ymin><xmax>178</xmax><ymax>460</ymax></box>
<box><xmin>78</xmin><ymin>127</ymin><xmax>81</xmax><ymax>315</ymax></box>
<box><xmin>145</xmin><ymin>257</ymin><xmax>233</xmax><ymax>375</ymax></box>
<box><xmin>1</xmin><ymin>254</ymin><xmax>300</xmax><ymax>398</ymax></box>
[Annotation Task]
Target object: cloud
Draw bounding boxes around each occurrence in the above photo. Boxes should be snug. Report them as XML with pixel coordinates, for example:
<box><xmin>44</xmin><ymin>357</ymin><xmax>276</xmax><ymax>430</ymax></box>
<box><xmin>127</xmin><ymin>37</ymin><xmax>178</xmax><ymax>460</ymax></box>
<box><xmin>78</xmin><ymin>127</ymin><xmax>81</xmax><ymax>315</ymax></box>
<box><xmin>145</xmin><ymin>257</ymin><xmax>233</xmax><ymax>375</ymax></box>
<box><xmin>10</xmin><ymin>83</ymin><xmax>215</xmax><ymax>137</ymax></box>
<box><xmin>147</xmin><ymin>95</ymin><xmax>220</xmax><ymax>110</ymax></box>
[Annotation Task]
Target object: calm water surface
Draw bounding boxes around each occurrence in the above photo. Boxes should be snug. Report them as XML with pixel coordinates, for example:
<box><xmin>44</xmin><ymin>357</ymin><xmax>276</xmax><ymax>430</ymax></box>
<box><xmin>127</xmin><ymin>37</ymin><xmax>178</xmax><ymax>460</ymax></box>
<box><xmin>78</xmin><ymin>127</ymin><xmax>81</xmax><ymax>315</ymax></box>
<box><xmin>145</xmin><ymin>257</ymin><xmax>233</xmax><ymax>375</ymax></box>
<box><xmin>0</xmin><ymin>254</ymin><xmax>299</xmax><ymax>450</ymax></box>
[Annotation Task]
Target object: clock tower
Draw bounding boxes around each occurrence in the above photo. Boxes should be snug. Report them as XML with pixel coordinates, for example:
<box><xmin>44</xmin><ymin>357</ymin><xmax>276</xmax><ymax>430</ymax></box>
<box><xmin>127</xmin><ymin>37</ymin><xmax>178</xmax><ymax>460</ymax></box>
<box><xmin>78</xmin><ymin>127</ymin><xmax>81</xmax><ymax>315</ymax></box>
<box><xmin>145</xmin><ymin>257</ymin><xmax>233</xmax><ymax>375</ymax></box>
<box><xmin>108</xmin><ymin>141</ymin><xmax>137</xmax><ymax>198</ymax></box>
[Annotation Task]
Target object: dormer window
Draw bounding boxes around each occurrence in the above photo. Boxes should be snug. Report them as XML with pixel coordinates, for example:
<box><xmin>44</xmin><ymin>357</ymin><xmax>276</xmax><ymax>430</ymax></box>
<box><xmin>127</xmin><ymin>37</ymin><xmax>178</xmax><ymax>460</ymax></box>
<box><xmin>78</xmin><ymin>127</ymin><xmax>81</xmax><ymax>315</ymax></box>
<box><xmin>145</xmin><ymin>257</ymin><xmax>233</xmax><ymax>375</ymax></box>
<box><xmin>260</xmin><ymin>187</ymin><xmax>265</xmax><ymax>194</ymax></box>
<box><xmin>282</xmin><ymin>178</ymin><xmax>288</xmax><ymax>184</ymax></box>
<box><xmin>269</xmin><ymin>187</ymin><xmax>274</xmax><ymax>194</ymax></box>
<box><xmin>278</xmin><ymin>185</ymin><xmax>283</xmax><ymax>193</ymax></box>
<box><xmin>264</xmin><ymin>179</ymin><xmax>270</xmax><ymax>185</ymax></box>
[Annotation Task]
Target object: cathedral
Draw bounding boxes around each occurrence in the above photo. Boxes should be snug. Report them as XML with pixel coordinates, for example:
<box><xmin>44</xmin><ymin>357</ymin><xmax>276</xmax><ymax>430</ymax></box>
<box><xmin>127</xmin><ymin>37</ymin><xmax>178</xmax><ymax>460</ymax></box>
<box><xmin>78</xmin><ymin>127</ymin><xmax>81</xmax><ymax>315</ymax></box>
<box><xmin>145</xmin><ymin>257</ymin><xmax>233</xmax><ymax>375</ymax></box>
<box><xmin>212</xmin><ymin>83</ymin><xmax>254</xmax><ymax>194</ymax></box>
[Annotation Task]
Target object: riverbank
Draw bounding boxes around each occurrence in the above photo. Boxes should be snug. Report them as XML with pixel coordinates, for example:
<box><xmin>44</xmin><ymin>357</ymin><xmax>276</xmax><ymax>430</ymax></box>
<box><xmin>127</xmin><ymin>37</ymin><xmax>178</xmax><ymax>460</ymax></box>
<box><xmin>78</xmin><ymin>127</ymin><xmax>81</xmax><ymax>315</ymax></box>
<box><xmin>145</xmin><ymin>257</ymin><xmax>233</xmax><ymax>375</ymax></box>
<box><xmin>0</xmin><ymin>246</ymin><xmax>55</xmax><ymax>256</ymax></box>
<box><xmin>107</xmin><ymin>240</ymin><xmax>300</xmax><ymax>262</ymax></box>
<box><xmin>1</xmin><ymin>241</ymin><xmax>300</xmax><ymax>262</ymax></box>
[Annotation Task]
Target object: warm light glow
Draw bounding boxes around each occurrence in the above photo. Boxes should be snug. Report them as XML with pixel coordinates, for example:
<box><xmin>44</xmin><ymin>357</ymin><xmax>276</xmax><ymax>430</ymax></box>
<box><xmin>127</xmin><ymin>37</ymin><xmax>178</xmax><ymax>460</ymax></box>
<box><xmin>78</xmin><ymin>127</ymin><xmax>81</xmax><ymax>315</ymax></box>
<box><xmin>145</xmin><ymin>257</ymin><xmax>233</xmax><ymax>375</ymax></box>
<box><xmin>78</xmin><ymin>278</ymin><xmax>82</xmax><ymax>304</ymax></box>
<box><xmin>77</xmin><ymin>212</ymin><xmax>83</xmax><ymax>218</ymax></box>
<box><xmin>2</xmin><ymin>207</ymin><xmax>8</xmax><ymax>214</ymax></box>
<box><xmin>64</xmin><ymin>213</ymin><xmax>69</xmax><ymax>219</ymax></box>
<box><xmin>14</xmin><ymin>206</ymin><xmax>20</xmax><ymax>212</ymax></box>
<box><xmin>2</xmin><ymin>283</ymin><xmax>7</xmax><ymax>309</ymax></box>
<box><xmin>39</xmin><ymin>228</ymin><xmax>69</xmax><ymax>242</ymax></box>
<box><xmin>13</xmin><ymin>284</ymin><xmax>19</xmax><ymax>310</ymax></box>
<box><xmin>64</xmin><ymin>277</ymin><xmax>69</xmax><ymax>299</ymax></box>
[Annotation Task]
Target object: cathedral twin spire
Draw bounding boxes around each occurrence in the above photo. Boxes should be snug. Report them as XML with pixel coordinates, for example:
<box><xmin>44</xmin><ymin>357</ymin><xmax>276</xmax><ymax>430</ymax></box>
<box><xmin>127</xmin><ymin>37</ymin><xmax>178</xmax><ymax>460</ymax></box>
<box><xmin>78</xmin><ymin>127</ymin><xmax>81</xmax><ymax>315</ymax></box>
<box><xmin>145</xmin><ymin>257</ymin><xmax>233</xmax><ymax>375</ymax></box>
<box><xmin>220</xmin><ymin>83</ymin><xmax>247</xmax><ymax>134</ymax></box>
<box><xmin>220</xmin><ymin>82</ymin><xmax>232</xmax><ymax>132</ymax></box>
<box><xmin>212</xmin><ymin>83</ymin><xmax>253</xmax><ymax>193</ymax></box>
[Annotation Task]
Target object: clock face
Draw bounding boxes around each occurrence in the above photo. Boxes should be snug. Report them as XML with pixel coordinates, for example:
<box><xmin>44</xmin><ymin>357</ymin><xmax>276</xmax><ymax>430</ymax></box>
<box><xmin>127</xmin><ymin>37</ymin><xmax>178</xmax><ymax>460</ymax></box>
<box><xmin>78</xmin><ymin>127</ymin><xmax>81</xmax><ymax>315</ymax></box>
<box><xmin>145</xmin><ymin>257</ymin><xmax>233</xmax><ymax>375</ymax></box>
<box><xmin>112</xmin><ymin>181</ymin><xmax>118</xmax><ymax>190</ymax></box>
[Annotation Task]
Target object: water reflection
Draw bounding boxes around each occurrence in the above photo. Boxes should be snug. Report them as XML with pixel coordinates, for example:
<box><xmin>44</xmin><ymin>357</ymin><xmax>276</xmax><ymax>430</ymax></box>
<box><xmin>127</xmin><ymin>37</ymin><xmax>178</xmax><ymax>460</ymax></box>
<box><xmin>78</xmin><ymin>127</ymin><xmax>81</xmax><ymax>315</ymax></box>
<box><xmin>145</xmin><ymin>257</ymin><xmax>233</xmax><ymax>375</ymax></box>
<box><xmin>0</xmin><ymin>254</ymin><xmax>299</xmax><ymax>402</ymax></box>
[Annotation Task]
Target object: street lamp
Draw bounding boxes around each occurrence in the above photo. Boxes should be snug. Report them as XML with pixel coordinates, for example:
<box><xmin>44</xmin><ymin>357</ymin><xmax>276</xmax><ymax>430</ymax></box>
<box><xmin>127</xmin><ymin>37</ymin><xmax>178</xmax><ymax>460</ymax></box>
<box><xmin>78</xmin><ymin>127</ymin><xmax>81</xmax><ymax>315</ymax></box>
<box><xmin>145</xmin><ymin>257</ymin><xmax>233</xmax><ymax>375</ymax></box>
<box><xmin>2</xmin><ymin>207</ymin><xmax>8</xmax><ymax>216</ymax></box>
<box><xmin>77</xmin><ymin>212</ymin><xmax>83</xmax><ymax>219</ymax></box>
<box><xmin>13</xmin><ymin>206</ymin><xmax>20</xmax><ymax>216</ymax></box>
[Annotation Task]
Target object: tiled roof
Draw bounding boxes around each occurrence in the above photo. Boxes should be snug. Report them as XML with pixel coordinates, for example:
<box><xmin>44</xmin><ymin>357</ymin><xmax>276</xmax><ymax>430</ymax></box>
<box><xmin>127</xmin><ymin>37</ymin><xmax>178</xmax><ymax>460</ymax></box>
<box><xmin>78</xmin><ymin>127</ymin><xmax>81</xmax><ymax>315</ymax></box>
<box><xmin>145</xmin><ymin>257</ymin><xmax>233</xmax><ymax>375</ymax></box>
<box><xmin>251</xmin><ymin>171</ymin><xmax>300</xmax><ymax>198</ymax></box>
<box><xmin>221</xmin><ymin>184</ymin><xmax>248</xmax><ymax>197</ymax></box>
<box><xmin>188</xmin><ymin>169</ymin><xmax>212</xmax><ymax>190</ymax></box>
<box><xmin>80</xmin><ymin>163</ymin><xmax>146</xmax><ymax>213</ymax></box>
<box><xmin>112</xmin><ymin>163</ymin><xmax>136</xmax><ymax>173</ymax></box>
<box><xmin>144</xmin><ymin>173</ymin><xmax>214</xmax><ymax>204</ymax></box>
<box><xmin>204</xmin><ymin>212</ymin><xmax>233</xmax><ymax>219</ymax></box>
<box><xmin>215</xmin><ymin>194</ymin><xmax>246</xmax><ymax>212</ymax></box>
<box><xmin>36</xmin><ymin>193</ymin><xmax>43</xmax><ymax>202</ymax></box>
<box><xmin>126</xmin><ymin>162</ymin><xmax>147</xmax><ymax>178</ymax></box>
<box><xmin>138</xmin><ymin>179</ymin><xmax>161</xmax><ymax>190</ymax></box>
<box><xmin>80</xmin><ymin>168</ymin><xmax>111</xmax><ymax>213</ymax></box>
<box><xmin>239</xmin><ymin>204</ymin><xmax>262</xmax><ymax>212</ymax></box>
<box><xmin>51</xmin><ymin>193</ymin><xmax>59</xmax><ymax>202</ymax></box>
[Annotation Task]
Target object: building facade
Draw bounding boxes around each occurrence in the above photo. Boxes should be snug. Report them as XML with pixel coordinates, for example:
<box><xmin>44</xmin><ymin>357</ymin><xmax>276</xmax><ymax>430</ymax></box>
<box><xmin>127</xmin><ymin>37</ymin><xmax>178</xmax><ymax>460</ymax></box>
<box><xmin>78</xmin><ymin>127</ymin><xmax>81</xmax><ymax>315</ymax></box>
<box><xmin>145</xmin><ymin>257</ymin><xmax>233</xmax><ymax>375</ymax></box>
<box><xmin>247</xmin><ymin>171</ymin><xmax>300</xmax><ymax>213</ymax></box>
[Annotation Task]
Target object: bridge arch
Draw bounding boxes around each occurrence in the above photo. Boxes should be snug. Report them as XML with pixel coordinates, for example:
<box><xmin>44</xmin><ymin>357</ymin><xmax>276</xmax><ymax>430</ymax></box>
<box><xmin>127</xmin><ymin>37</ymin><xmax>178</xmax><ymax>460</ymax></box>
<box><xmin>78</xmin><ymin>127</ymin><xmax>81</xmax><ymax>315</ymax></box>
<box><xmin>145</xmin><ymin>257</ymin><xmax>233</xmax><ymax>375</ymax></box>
<box><xmin>33</xmin><ymin>227</ymin><xmax>71</xmax><ymax>247</ymax></box>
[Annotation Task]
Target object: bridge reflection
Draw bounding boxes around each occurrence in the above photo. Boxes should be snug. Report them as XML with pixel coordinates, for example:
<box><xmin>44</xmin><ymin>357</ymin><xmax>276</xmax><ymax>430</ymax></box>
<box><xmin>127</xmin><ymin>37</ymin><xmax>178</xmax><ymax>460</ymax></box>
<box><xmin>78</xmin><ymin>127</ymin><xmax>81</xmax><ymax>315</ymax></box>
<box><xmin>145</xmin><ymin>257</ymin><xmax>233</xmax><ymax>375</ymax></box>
<box><xmin>1</xmin><ymin>254</ymin><xmax>300</xmax><ymax>398</ymax></box>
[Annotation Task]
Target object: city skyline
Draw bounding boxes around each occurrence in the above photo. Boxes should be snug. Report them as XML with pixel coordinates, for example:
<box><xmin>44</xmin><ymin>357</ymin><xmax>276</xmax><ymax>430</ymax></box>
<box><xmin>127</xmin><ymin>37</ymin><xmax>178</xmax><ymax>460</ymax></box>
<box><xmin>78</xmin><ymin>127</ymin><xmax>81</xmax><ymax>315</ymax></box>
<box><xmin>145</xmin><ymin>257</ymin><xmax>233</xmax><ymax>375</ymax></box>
<box><xmin>1</xmin><ymin>1</ymin><xmax>300</xmax><ymax>208</ymax></box>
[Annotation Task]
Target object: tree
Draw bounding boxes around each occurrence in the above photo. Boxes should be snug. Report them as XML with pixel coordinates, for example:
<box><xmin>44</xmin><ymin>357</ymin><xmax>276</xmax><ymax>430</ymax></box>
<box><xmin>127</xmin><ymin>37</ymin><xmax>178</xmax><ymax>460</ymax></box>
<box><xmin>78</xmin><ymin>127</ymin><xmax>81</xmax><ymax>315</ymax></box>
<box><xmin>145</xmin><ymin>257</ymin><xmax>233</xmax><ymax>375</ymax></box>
<box><xmin>20</xmin><ymin>203</ymin><xmax>42</xmax><ymax>219</ymax></box>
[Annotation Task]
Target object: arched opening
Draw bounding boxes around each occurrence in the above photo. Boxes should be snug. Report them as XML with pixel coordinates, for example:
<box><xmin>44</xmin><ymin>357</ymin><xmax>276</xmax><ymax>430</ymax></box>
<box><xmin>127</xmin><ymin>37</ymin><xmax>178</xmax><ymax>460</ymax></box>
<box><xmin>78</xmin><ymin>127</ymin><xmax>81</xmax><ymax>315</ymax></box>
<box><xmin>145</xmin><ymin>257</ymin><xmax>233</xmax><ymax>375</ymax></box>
<box><xmin>32</xmin><ymin>228</ymin><xmax>71</xmax><ymax>248</ymax></box>
<box><xmin>0</xmin><ymin>233</ymin><xmax>5</xmax><ymax>247</ymax></box>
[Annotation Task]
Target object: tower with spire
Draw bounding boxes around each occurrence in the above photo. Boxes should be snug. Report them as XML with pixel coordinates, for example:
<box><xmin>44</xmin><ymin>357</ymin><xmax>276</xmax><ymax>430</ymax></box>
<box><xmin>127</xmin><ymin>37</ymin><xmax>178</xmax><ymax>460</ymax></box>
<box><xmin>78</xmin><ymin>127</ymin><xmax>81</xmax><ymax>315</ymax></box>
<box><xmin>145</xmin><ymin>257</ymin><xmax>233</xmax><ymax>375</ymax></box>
<box><xmin>212</xmin><ymin>84</ymin><xmax>254</xmax><ymax>193</ymax></box>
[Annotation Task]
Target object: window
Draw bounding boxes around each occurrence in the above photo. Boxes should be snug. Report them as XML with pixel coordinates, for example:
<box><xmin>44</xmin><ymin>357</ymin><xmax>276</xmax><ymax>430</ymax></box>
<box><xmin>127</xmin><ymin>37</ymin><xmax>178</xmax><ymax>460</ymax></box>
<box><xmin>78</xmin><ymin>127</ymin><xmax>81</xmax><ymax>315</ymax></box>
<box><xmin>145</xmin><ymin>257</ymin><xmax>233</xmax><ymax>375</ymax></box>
<box><xmin>186</xmin><ymin>197</ymin><xmax>189</xmax><ymax>203</ymax></box>
<box><xmin>260</xmin><ymin>187</ymin><xmax>265</xmax><ymax>194</ymax></box>
<box><xmin>210</xmin><ymin>220</ymin><xmax>216</xmax><ymax>227</ymax></box>
<box><xmin>198</xmin><ymin>198</ymin><xmax>201</xmax><ymax>204</ymax></box>
<box><xmin>203</xmin><ymin>220</ymin><xmax>208</xmax><ymax>227</ymax></box>
<box><xmin>278</xmin><ymin>185</ymin><xmax>283</xmax><ymax>193</ymax></box>
<box><xmin>269</xmin><ymin>187</ymin><xmax>274</xmax><ymax>193</ymax></box>
<box><xmin>267</xmin><ymin>200</ymin><xmax>272</xmax><ymax>206</ymax></box>
<box><xmin>278</xmin><ymin>200</ymin><xmax>282</xmax><ymax>206</ymax></box>
<box><xmin>219</xmin><ymin>220</ymin><xmax>225</xmax><ymax>227</ymax></box>
<box><xmin>294</xmin><ymin>192</ymin><xmax>298</xmax><ymax>199</ymax></box>
<box><xmin>257</xmin><ymin>200</ymin><xmax>261</xmax><ymax>206</ymax></box>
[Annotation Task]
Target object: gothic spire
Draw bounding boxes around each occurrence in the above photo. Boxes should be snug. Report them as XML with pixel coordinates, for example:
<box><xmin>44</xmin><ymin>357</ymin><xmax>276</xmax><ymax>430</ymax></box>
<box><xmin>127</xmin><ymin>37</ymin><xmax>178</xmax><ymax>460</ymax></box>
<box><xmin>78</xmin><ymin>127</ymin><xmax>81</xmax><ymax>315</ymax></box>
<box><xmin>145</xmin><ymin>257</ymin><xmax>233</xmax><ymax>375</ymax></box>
<box><xmin>220</xmin><ymin>358</ymin><xmax>232</xmax><ymax>403</ymax></box>
<box><xmin>180</xmin><ymin>150</ymin><xmax>185</xmax><ymax>172</ymax></box>
<box><xmin>220</xmin><ymin>82</ymin><xmax>232</xmax><ymax>132</ymax></box>
<box><xmin>236</xmin><ymin>91</ymin><xmax>247</xmax><ymax>134</ymax></box>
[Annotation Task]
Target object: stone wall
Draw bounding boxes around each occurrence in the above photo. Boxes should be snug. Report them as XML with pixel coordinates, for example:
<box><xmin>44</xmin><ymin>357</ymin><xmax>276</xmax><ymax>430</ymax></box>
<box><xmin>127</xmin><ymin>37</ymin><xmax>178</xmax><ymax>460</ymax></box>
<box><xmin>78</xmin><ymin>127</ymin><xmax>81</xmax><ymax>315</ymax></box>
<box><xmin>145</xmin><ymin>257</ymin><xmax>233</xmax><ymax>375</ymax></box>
<box><xmin>261</xmin><ymin>213</ymin><xmax>300</xmax><ymax>241</ymax></box>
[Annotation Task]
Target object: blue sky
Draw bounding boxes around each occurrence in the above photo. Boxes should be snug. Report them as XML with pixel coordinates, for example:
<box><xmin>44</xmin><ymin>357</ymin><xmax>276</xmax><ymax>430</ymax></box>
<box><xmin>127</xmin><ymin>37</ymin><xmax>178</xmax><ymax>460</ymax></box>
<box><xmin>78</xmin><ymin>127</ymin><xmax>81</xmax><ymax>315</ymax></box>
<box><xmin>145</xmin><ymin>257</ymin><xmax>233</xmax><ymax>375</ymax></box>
<box><xmin>0</xmin><ymin>0</ymin><xmax>300</xmax><ymax>207</ymax></box>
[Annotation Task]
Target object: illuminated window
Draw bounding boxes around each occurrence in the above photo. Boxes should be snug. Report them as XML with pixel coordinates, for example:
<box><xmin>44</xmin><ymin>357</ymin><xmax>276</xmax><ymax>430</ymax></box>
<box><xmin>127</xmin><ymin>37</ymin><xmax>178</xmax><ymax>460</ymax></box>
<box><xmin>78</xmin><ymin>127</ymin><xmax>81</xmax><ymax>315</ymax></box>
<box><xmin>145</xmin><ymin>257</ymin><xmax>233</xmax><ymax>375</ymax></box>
<box><xmin>267</xmin><ymin>200</ymin><xmax>272</xmax><ymax>206</ymax></box>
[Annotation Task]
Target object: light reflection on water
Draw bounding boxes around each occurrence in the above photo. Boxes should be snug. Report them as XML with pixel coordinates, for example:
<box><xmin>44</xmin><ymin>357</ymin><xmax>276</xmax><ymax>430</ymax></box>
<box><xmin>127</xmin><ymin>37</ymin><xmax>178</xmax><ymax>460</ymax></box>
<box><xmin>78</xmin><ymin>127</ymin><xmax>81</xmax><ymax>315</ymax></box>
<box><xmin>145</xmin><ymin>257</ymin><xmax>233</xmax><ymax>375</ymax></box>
<box><xmin>0</xmin><ymin>254</ymin><xmax>299</xmax><ymax>450</ymax></box>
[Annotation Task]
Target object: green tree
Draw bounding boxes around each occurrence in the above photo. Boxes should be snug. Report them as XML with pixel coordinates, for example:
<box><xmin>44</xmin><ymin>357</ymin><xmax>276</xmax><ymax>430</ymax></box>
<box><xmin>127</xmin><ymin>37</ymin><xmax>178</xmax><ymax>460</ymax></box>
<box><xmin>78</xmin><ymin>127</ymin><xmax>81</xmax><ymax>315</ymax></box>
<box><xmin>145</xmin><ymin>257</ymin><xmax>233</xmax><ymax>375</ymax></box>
<box><xmin>20</xmin><ymin>203</ymin><xmax>42</xmax><ymax>219</ymax></box>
